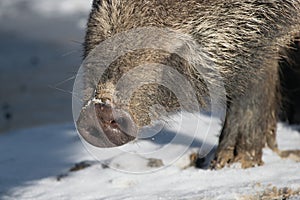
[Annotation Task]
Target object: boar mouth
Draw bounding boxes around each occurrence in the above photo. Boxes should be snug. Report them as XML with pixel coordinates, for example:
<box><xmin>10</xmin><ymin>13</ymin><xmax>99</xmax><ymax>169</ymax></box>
<box><xmin>76</xmin><ymin>99</ymin><xmax>137</xmax><ymax>147</ymax></box>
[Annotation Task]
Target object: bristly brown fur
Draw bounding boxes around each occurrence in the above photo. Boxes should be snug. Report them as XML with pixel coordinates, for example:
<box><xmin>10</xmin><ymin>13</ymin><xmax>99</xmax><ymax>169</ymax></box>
<box><xmin>83</xmin><ymin>0</ymin><xmax>300</xmax><ymax>168</ymax></box>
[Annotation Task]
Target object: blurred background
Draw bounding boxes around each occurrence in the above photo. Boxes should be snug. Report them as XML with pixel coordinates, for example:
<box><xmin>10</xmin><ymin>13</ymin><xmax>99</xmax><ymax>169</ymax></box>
<box><xmin>0</xmin><ymin>0</ymin><xmax>92</xmax><ymax>133</ymax></box>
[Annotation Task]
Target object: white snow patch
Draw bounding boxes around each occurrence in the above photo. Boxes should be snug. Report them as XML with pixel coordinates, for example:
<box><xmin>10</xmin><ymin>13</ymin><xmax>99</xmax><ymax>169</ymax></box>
<box><xmin>0</xmin><ymin>116</ymin><xmax>299</xmax><ymax>200</ymax></box>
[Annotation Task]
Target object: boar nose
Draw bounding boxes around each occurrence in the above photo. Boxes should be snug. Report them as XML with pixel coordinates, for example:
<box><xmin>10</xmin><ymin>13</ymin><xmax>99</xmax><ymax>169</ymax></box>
<box><xmin>95</xmin><ymin>103</ymin><xmax>119</xmax><ymax>129</ymax></box>
<box><xmin>94</xmin><ymin>103</ymin><xmax>137</xmax><ymax>146</ymax></box>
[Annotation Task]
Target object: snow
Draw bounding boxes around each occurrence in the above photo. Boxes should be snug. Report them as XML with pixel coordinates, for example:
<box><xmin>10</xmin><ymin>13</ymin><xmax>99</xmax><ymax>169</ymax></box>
<box><xmin>0</xmin><ymin>115</ymin><xmax>299</xmax><ymax>200</ymax></box>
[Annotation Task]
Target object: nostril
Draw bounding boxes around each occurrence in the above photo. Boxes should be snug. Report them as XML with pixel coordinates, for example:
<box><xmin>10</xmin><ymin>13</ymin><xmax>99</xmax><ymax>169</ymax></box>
<box><xmin>93</xmin><ymin>102</ymin><xmax>137</xmax><ymax>146</ymax></box>
<box><xmin>109</xmin><ymin>120</ymin><xmax>119</xmax><ymax>128</ymax></box>
<box><xmin>95</xmin><ymin>103</ymin><xmax>113</xmax><ymax>122</ymax></box>
<box><xmin>95</xmin><ymin>104</ymin><xmax>124</xmax><ymax>129</ymax></box>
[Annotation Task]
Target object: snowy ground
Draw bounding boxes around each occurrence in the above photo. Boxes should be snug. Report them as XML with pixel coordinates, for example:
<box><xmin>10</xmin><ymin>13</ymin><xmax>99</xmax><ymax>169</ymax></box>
<box><xmin>0</xmin><ymin>114</ymin><xmax>300</xmax><ymax>200</ymax></box>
